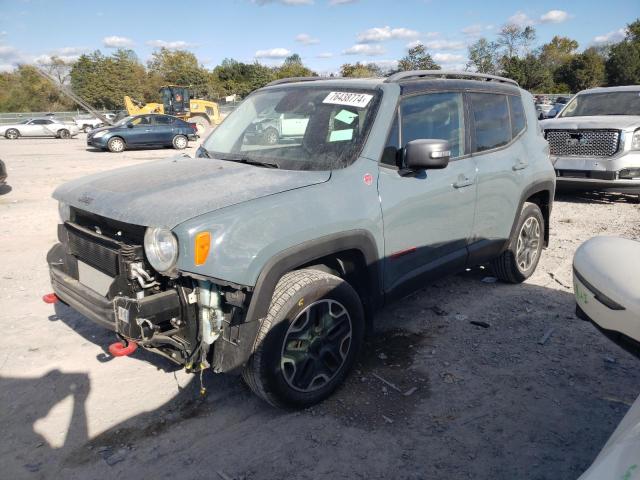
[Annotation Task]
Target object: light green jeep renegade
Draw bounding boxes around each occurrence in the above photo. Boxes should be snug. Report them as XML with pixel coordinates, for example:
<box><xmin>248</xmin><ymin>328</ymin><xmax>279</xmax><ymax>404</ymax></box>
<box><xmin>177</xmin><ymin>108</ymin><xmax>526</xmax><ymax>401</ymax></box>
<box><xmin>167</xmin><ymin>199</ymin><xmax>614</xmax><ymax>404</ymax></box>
<box><xmin>48</xmin><ymin>71</ymin><xmax>555</xmax><ymax>407</ymax></box>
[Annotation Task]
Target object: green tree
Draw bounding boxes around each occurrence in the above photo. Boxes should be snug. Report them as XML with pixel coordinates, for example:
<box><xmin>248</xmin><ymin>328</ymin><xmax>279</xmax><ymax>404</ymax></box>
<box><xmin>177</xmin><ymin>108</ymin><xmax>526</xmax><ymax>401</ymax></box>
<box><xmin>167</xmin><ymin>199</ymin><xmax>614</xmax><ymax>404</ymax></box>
<box><xmin>501</xmin><ymin>53</ymin><xmax>554</xmax><ymax>91</ymax></box>
<box><xmin>398</xmin><ymin>44</ymin><xmax>440</xmax><ymax>71</ymax></box>
<box><xmin>0</xmin><ymin>65</ymin><xmax>73</xmax><ymax>111</ymax></box>
<box><xmin>556</xmin><ymin>47</ymin><xmax>606</xmax><ymax>92</ymax></box>
<box><xmin>497</xmin><ymin>24</ymin><xmax>536</xmax><ymax>59</ymax></box>
<box><xmin>275</xmin><ymin>53</ymin><xmax>316</xmax><ymax>79</ymax></box>
<box><xmin>466</xmin><ymin>38</ymin><xmax>499</xmax><ymax>74</ymax></box>
<box><xmin>539</xmin><ymin>36</ymin><xmax>579</xmax><ymax>71</ymax></box>
<box><xmin>606</xmin><ymin>19</ymin><xmax>640</xmax><ymax>86</ymax></box>
<box><xmin>147</xmin><ymin>48</ymin><xmax>209</xmax><ymax>96</ymax></box>
<box><xmin>340</xmin><ymin>62</ymin><xmax>382</xmax><ymax>77</ymax></box>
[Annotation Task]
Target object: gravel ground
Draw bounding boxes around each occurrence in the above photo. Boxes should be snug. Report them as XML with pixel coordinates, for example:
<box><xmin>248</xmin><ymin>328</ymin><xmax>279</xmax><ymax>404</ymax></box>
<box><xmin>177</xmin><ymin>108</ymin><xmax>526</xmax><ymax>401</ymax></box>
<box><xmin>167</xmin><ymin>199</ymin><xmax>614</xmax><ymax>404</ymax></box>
<box><xmin>0</xmin><ymin>135</ymin><xmax>639</xmax><ymax>480</ymax></box>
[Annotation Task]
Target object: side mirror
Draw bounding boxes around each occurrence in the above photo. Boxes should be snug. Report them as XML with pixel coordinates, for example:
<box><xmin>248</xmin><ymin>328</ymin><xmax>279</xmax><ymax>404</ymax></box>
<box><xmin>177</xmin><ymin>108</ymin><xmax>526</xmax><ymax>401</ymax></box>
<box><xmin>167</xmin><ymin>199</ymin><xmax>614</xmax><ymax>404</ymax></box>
<box><xmin>127</xmin><ymin>123</ymin><xmax>134</xmax><ymax>128</ymax></box>
<box><xmin>404</xmin><ymin>139</ymin><xmax>451</xmax><ymax>171</ymax></box>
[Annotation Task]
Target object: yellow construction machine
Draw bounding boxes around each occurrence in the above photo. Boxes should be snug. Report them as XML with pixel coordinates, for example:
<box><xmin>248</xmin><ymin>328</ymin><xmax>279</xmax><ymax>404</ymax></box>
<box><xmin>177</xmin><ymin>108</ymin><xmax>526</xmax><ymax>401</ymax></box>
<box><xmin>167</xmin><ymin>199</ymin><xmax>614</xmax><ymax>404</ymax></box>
<box><xmin>124</xmin><ymin>85</ymin><xmax>221</xmax><ymax>133</ymax></box>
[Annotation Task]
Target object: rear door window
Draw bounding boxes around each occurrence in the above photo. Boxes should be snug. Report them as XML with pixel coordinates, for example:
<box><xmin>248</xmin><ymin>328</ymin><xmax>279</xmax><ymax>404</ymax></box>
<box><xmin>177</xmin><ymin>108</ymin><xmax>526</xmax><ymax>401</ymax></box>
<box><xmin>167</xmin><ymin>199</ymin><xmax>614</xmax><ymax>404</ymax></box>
<box><xmin>153</xmin><ymin>115</ymin><xmax>175</xmax><ymax>125</ymax></box>
<box><xmin>470</xmin><ymin>93</ymin><xmax>511</xmax><ymax>152</ymax></box>
<box><xmin>508</xmin><ymin>95</ymin><xmax>526</xmax><ymax>138</ymax></box>
<box><xmin>400</xmin><ymin>92</ymin><xmax>466</xmax><ymax>158</ymax></box>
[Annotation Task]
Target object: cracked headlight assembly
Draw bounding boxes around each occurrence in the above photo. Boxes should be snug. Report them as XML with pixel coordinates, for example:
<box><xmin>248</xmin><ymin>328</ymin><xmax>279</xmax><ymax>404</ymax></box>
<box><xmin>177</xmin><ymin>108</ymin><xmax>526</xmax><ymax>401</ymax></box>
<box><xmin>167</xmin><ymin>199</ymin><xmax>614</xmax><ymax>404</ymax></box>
<box><xmin>144</xmin><ymin>227</ymin><xmax>178</xmax><ymax>276</ymax></box>
<box><xmin>92</xmin><ymin>130</ymin><xmax>107</xmax><ymax>139</ymax></box>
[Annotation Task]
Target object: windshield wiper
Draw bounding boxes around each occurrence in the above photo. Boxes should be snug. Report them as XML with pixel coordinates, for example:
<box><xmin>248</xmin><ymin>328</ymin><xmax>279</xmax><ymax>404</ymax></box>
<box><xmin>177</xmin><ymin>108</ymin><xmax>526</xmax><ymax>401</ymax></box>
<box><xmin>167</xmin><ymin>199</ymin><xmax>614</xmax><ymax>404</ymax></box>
<box><xmin>220</xmin><ymin>157</ymin><xmax>280</xmax><ymax>169</ymax></box>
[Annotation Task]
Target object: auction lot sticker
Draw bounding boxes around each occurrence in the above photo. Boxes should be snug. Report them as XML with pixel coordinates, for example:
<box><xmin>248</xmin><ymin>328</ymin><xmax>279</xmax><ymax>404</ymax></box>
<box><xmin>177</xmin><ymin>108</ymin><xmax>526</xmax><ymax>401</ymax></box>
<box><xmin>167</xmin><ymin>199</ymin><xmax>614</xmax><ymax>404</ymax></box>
<box><xmin>323</xmin><ymin>92</ymin><xmax>373</xmax><ymax>108</ymax></box>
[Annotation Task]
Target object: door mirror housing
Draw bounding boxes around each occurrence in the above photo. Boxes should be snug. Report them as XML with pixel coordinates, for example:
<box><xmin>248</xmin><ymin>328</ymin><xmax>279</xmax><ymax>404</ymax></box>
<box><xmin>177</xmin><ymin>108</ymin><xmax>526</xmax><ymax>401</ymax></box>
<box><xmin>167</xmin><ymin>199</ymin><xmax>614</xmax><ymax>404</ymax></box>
<box><xmin>404</xmin><ymin>139</ymin><xmax>451</xmax><ymax>171</ymax></box>
<box><xmin>127</xmin><ymin>123</ymin><xmax>134</xmax><ymax>128</ymax></box>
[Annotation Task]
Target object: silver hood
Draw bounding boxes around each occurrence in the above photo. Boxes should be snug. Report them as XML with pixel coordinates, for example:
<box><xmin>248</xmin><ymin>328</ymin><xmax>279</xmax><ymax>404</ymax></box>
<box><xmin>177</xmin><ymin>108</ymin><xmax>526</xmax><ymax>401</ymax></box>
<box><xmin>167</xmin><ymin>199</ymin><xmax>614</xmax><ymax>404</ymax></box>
<box><xmin>53</xmin><ymin>156</ymin><xmax>331</xmax><ymax>228</ymax></box>
<box><xmin>540</xmin><ymin>115</ymin><xmax>640</xmax><ymax>132</ymax></box>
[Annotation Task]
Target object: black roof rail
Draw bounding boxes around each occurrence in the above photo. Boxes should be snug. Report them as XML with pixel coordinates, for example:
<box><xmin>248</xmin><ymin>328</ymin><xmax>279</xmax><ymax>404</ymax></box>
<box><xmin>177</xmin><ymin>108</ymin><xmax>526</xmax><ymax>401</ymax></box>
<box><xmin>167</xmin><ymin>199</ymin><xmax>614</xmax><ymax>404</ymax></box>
<box><xmin>265</xmin><ymin>76</ymin><xmax>329</xmax><ymax>87</ymax></box>
<box><xmin>384</xmin><ymin>70</ymin><xmax>519</xmax><ymax>87</ymax></box>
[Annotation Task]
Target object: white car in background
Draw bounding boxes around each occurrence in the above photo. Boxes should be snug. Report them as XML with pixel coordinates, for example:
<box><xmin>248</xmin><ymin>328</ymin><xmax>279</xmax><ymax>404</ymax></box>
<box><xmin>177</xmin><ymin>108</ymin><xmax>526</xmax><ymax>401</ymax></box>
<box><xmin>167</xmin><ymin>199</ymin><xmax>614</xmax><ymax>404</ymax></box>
<box><xmin>74</xmin><ymin>113</ymin><xmax>117</xmax><ymax>133</ymax></box>
<box><xmin>0</xmin><ymin>117</ymin><xmax>80</xmax><ymax>139</ymax></box>
<box><xmin>573</xmin><ymin>236</ymin><xmax>640</xmax><ymax>480</ymax></box>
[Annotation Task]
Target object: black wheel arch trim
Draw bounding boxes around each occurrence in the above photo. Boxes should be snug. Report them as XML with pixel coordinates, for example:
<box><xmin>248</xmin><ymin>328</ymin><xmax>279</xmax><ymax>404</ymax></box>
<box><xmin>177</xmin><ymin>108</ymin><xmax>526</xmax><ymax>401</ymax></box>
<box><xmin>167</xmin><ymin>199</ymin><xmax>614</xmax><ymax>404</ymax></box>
<box><xmin>505</xmin><ymin>179</ymin><xmax>555</xmax><ymax>252</ymax></box>
<box><xmin>245</xmin><ymin>229</ymin><xmax>382</xmax><ymax>325</ymax></box>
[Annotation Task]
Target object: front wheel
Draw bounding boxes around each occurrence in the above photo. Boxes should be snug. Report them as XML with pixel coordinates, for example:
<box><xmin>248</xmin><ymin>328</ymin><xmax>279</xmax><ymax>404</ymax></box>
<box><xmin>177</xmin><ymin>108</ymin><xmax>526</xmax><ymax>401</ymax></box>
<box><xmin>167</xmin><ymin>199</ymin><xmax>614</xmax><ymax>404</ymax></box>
<box><xmin>263</xmin><ymin>127</ymin><xmax>279</xmax><ymax>145</ymax></box>
<box><xmin>242</xmin><ymin>269</ymin><xmax>364</xmax><ymax>408</ymax></box>
<box><xmin>492</xmin><ymin>202</ymin><xmax>544</xmax><ymax>283</ymax></box>
<box><xmin>172</xmin><ymin>134</ymin><xmax>188</xmax><ymax>150</ymax></box>
<box><xmin>5</xmin><ymin>129</ymin><xmax>19</xmax><ymax>140</ymax></box>
<box><xmin>83</xmin><ymin>125</ymin><xmax>93</xmax><ymax>133</ymax></box>
<box><xmin>57</xmin><ymin>129</ymin><xmax>70</xmax><ymax>139</ymax></box>
<box><xmin>107</xmin><ymin>137</ymin><xmax>125</xmax><ymax>153</ymax></box>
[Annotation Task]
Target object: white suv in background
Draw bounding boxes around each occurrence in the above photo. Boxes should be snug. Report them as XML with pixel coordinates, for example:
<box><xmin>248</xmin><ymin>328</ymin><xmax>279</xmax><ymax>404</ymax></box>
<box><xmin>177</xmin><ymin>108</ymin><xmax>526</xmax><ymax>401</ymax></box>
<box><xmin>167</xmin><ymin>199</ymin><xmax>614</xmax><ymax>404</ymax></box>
<box><xmin>541</xmin><ymin>86</ymin><xmax>640</xmax><ymax>196</ymax></box>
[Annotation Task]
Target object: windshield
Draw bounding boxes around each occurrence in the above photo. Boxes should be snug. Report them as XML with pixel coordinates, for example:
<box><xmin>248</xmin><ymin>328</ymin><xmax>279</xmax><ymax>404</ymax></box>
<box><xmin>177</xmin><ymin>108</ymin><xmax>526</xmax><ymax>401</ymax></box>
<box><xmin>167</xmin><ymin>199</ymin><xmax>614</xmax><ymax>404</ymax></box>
<box><xmin>202</xmin><ymin>86</ymin><xmax>380</xmax><ymax>171</ymax></box>
<box><xmin>115</xmin><ymin>116</ymin><xmax>134</xmax><ymax>126</ymax></box>
<box><xmin>560</xmin><ymin>91</ymin><xmax>640</xmax><ymax>117</ymax></box>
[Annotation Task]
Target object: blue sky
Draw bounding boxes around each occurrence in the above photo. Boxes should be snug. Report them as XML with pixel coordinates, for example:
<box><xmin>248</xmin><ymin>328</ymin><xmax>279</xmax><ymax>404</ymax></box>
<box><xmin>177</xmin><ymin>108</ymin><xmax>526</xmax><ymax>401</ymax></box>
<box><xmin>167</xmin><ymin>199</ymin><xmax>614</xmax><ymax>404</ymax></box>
<box><xmin>0</xmin><ymin>0</ymin><xmax>637</xmax><ymax>74</ymax></box>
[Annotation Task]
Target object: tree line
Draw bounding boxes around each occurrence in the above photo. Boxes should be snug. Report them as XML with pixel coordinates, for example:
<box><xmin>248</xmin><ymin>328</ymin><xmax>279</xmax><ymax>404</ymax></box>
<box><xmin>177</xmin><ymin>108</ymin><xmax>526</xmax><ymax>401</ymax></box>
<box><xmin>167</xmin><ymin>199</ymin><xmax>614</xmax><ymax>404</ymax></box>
<box><xmin>0</xmin><ymin>18</ymin><xmax>637</xmax><ymax>112</ymax></box>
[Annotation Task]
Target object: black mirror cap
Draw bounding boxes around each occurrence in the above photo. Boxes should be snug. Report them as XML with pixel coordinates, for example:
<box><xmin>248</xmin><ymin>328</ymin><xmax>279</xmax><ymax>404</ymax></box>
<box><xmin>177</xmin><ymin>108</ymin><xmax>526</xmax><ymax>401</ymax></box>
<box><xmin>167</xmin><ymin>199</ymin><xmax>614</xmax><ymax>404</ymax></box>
<box><xmin>404</xmin><ymin>139</ymin><xmax>451</xmax><ymax>170</ymax></box>
<box><xmin>127</xmin><ymin>123</ymin><xmax>134</xmax><ymax>128</ymax></box>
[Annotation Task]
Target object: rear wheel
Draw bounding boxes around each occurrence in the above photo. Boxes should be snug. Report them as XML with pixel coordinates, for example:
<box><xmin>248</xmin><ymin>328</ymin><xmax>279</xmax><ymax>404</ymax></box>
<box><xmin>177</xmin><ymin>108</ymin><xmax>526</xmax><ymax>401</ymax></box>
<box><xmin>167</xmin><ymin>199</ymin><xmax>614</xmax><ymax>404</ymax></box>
<box><xmin>492</xmin><ymin>202</ymin><xmax>544</xmax><ymax>283</ymax></box>
<box><xmin>5</xmin><ymin>129</ymin><xmax>19</xmax><ymax>140</ymax></box>
<box><xmin>263</xmin><ymin>127</ymin><xmax>279</xmax><ymax>145</ymax></box>
<box><xmin>172</xmin><ymin>134</ymin><xmax>188</xmax><ymax>150</ymax></box>
<box><xmin>57</xmin><ymin>129</ymin><xmax>70</xmax><ymax>139</ymax></box>
<box><xmin>107</xmin><ymin>137</ymin><xmax>125</xmax><ymax>153</ymax></box>
<box><xmin>83</xmin><ymin>125</ymin><xmax>93</xmax><ymax>133</ymax></box>
<box><xmin>242</xmin><ymin>269</ymin><xmax>364</xmax><ymax>408</ymax></box>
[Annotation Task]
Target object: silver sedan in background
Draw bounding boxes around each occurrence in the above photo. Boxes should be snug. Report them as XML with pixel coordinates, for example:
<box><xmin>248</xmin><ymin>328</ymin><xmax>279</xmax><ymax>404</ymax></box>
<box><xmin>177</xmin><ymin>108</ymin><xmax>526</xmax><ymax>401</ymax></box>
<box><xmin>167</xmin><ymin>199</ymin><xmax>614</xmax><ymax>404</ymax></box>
<box><xmin>0</xmin><ymin>117</ymin><xmax>80</xmax><ymax>139</ymax></box>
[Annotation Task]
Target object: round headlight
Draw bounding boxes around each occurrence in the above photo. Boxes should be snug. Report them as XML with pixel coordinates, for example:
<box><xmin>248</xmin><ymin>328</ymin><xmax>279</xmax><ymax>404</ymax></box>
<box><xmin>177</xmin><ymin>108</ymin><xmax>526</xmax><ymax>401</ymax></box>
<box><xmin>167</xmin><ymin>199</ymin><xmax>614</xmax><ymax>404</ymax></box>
<box><xmin>93</xmin><ymin>130</ymin><xmax>107</xmax><ymax>139</ymax></box>
<box><xmin>144</xmin><ymin>227</ymin><xmax>178</xmax><ymax>275</ymax></box>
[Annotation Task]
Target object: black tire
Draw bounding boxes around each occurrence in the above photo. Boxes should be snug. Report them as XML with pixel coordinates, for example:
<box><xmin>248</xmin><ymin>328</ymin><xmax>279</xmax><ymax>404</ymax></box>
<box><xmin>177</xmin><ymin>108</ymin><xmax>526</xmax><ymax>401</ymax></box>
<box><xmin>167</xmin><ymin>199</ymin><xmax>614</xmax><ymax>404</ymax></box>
<box><xmin>83</xmin><ymin>125</ymin><xmax>93</xmax><ymax>133</ymax></box>
<box><xmin>172</xmin><ymin>134</ymin><xmax>188</xmax><ymax>150</ymax></box>
<box><xmin>492</xmin><ymin>202</ymin><xmax>545</xmax><ymax>283</ymax></box>
<box><xmin>107</xmin><ymin>136</ymin><xmax>125</xmax><ymax>153</ymax></box>
<box><xmin>5</xmin><ymin>128</ymin><xmax>19</xmax><ymax>140</ymax></box>
<box><xmin>57</xmin><ymin>129</ymin><xmax>70</xmax><ymax>139</ymax></box>
<box><xmin>242</xmin><ymin>269</ymin><xmax>365</xmax><ymax>408</ymax></box>
<box><xmin>263</xmin><ymin>127</ymin><xmax>279</xmax><ymax>145</ymax></box>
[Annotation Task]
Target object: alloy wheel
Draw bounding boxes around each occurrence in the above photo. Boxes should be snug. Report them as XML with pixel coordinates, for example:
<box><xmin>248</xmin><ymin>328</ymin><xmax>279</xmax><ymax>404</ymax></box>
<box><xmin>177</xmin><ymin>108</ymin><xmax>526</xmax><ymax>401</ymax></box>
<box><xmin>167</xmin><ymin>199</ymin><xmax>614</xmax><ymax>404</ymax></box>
<box><xmin>516</xmin><ymin>216</ymin><xmax>541</xmax><ymax>272</ymax></box>
<box><xmin>280</xmin><ymin>299</ymin><xmax>352</xmax><ymax>392</ymax></box>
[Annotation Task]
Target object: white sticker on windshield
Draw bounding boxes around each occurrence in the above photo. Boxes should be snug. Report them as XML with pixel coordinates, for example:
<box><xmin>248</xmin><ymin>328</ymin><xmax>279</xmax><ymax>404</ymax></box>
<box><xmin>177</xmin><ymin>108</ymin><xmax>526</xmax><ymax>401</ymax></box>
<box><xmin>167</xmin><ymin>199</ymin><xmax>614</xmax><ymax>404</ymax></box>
<box><xmin>323</xmin><ymin>92</ymin><xmax>373</xmax><ymax>109</ymax></box>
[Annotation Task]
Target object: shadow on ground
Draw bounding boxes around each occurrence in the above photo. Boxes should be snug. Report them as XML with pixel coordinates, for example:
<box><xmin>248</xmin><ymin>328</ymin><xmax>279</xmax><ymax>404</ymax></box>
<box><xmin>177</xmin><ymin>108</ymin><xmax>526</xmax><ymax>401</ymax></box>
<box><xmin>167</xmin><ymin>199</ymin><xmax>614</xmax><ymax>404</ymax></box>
<box><xmin>4</xmin><ymin>269</ymin><xmax>639</xmax><ymax>479</ymax></box>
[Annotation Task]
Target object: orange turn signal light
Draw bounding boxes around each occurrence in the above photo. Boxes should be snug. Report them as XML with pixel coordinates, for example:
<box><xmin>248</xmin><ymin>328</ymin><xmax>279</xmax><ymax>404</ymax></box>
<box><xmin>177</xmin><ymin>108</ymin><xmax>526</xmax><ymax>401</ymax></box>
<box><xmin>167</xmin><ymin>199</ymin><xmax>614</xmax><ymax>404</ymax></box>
<box><xmin>194</xmin><ymin>232</ymin><xmax>211</xmax><ymax>266</ymax></box>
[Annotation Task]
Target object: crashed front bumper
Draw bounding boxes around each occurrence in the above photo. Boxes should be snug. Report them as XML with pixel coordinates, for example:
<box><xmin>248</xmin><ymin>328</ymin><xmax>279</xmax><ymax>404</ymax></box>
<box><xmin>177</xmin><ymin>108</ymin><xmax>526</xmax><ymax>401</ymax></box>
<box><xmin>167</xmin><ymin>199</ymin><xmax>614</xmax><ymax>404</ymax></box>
<box><xmin>553</xmin><ymin>151</ymin><xmax>640</xmax><ymax>193</ymax></box>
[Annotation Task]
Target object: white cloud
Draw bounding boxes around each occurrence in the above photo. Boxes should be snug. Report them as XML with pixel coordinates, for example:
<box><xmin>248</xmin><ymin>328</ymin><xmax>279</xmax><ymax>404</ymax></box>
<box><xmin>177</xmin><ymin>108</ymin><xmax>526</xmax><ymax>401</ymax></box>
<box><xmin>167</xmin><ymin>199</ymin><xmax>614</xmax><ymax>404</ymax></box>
<box><xmin>316</xmin><ymin>52</ymin><xmax>333</xmax><ymax>58</ymax></box>
<box><xmin>146</xmin><ymin>39</ymin><xmax>197</xmax><ymax>49</ymax></box>
<box><xmin>255</xmin><ymin>47</ymin><xmax>292</xmax><ymax>58</ymax></box>
<box><xmin>295</xmin><ymin>33</ymin><xmax>319</xmax><ymax>45</ymax></box>
<box><xmin>508</xmin><ymin>11</ymin><xmax>535</xmax><ymax>27</ymax></box>
<box><xmin>357</xmin><ymin>26</ymin><xmax>420</xmax><ymax>43</ymax></box>
<box><xmin>593</xmin><ymin>28</ymin><xmax>627</xmax><ymax>44</ymax></box>
<box><xmin>406</xmin><ymin>40</ymin><xmax>423</xmax><ymax>49</ymax></box>
<box><xmin>343</xmin><ymin>44</ymin><xmax>386</xmax><ymax>56</ymax></box>
<box><xmin>103</xmin><ymin>35</ymin><xmax>135</xmax><ymax>48</ymax></box>
<box><xmin>424</xmin><ymin>39</ymin><xmax>466</xmax><ymax>50</ymax></box>
<box><xmin>539</xmin><ymin>10</ymin><xmax>571</xmax><ymax>23</ymax></box>
<box><xmin>369</xmin><ymin>59</ymin><xmax>398</xmax><ymax>70</ymax></box>
<box><xmin>329</xmin><ymin>0</ymin><xmax>357</xmax><ymax>4</ymax></box>
<box><xmin>433</xmin><ymin>53</ymin><xmax>464</xmax><ymax>63</ymax></box>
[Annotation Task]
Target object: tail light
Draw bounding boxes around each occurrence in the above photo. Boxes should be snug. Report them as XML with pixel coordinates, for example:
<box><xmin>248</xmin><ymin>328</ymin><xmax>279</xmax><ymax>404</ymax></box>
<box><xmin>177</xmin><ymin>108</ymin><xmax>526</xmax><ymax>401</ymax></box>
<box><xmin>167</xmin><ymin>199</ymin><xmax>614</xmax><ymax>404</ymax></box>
<box><xmin>189</xmin><ymin>123</ymin><xmax>198</xmax><ymax>133</ymax></box>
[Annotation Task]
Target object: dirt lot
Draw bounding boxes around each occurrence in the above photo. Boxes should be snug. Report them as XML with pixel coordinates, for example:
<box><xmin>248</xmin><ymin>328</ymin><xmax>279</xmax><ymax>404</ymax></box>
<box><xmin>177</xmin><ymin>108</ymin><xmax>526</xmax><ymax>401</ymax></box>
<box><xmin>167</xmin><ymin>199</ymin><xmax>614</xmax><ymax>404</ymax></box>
<box><xmin>1</xmin><ymin>135</ymin><xmax>639</xmax><ymax>480</ymax></box>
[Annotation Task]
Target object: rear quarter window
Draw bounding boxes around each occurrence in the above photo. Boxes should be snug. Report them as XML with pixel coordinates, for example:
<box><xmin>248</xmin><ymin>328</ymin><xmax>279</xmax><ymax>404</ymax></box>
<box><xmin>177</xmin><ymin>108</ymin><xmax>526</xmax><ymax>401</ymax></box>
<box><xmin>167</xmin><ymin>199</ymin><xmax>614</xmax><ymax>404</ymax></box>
<box><xmin>508</xmin><ymin>95</ymin><xmax>526</xmax><ymax>138</ymax></box>
<box><xmin>470</xmin><ymin>93</ymin><xmax>511</xmax><ymax>152</ymax></box>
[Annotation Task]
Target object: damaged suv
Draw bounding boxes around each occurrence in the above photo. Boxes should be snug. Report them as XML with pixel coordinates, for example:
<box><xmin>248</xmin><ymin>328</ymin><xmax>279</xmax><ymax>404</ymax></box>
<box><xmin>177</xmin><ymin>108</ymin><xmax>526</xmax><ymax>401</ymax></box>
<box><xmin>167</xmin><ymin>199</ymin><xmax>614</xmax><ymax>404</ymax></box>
<box><xmin>47</xmin><ymin>71</ymin><xmax>555</xmax><ymax>407</ymax></box>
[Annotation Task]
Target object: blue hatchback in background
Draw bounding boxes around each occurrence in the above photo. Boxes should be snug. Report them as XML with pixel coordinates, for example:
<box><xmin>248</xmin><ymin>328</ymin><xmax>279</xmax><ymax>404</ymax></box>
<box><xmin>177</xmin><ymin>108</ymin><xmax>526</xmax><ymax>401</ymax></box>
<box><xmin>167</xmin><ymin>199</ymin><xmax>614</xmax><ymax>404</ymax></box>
<box><xmin>87</xmin><ymin>114</ymin><xmax>198</xmax><ymax>153</ymax></box>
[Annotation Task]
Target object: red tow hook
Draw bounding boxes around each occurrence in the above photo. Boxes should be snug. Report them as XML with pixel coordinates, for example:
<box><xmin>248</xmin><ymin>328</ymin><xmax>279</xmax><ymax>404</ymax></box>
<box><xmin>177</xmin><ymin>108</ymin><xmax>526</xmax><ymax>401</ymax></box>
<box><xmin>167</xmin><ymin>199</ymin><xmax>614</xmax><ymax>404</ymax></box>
<box><xmin>42</xmin><ymin>293</ymin><xmax>59</xmax><ymax>304</ymax></box>
<box><xmin>108</xmin><ymin>340</ymin><xmax>138</xmax><ymax>357</ymax></box>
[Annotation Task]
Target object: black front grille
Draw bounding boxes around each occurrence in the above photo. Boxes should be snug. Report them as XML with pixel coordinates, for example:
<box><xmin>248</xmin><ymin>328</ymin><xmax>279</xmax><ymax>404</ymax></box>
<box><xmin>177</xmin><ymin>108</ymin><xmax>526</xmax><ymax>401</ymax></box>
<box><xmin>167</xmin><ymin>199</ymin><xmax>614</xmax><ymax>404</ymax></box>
<box><xmin>67</xmin><ymin>227</ymin><xmax>120</xmax><ymax>276</ymax></box>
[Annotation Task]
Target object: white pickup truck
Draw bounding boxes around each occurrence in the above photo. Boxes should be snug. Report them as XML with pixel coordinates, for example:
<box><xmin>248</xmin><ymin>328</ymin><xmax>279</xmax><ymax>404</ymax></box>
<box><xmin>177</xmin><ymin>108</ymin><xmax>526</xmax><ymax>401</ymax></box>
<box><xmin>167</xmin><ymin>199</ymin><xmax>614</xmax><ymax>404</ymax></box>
<box><xmin>74</xmin><ymin>113</ymin><xmax>117</xmax><ymax>133</ymax></box>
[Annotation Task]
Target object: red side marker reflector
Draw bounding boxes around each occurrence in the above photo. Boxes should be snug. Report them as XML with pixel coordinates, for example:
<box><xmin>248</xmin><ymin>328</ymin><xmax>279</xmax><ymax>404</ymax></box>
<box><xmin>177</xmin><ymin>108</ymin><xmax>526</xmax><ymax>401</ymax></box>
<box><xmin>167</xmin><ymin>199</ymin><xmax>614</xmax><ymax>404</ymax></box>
<box><xmin>109</xmin><ymin>341</ymin><xmax>138</xmax><ymax>357</ymax></box>
<box><xmin>390</xmin><ymin>247</ymin><xmax>417</xmax><ymax>259</ymax></box>
<box><xmin>42</xmin><ymin>293</ymin><xmax>59</xmax><ymax>304</ymax></box>
<box><xmin>363</xmin><ymin>173</ymin><xmax>373</xmax><ymax>186</ymax></box>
